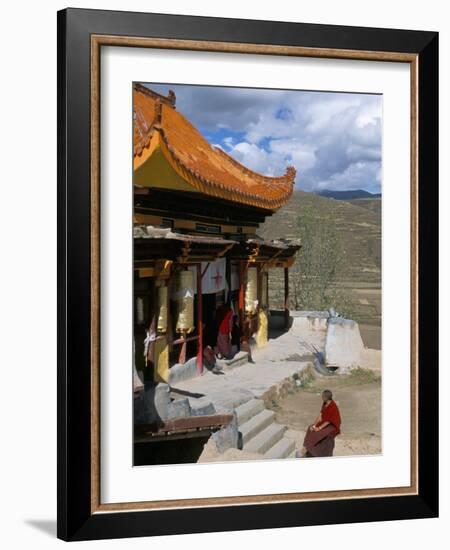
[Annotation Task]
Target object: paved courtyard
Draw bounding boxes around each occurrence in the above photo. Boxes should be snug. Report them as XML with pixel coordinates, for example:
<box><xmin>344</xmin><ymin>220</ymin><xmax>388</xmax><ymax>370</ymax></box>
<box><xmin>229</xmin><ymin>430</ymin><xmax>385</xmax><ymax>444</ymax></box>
<box><xmin>170</xmin><ymin>319</ymin><xmax>326</xmax><ymax>413</ymax></box>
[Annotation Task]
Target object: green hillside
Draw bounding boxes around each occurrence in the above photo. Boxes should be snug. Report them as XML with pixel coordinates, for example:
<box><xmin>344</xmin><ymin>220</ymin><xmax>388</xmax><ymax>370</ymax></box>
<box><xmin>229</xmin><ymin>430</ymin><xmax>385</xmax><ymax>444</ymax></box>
<box><xmin>347</xmin><ymin>197</ymin><xmax>382</xmax><ymax>216</ymax></box>
<box><xmin>260</xmin><ymin>191</ymin><xmax>381</xmax><ymax>327</ymax></box>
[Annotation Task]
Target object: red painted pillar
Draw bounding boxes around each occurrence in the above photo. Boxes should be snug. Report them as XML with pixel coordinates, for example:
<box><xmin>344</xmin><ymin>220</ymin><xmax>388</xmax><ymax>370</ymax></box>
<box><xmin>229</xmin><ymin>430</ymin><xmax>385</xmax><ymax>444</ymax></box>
<box><xmin>196</xmin><ymin>263</ymin><xmax>203</xmax><ymax>374</ymax></box>
<box><xmin>179</xmin><ymin>336</ymin><xmax>187</xmax><ymax>365</ymax></box>
<box><xmin>238</xmin><ymin>261</ymin><xmax>246</xmax><ymax>328</ymax></box>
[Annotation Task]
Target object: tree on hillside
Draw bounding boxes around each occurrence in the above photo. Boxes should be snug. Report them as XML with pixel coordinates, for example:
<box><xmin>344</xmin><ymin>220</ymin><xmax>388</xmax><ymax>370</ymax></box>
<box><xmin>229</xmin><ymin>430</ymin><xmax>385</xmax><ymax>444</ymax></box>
<box><xmin>292</xmin><ymin>205</ymin><xmax>353</xmax><ymax>316</ymax></box>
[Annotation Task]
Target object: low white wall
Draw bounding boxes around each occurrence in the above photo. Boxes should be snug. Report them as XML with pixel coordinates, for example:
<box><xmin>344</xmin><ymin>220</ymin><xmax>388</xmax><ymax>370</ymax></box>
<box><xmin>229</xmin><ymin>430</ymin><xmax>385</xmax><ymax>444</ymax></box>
<box><xmin>292</xmin><ymin>315</ymin><xmax>329</xmax><ymax>332</ymax></box>
<box><xmin>324</xmin><ymin>318</ymin><xmax>365</xmax><ymax>372</ymax></box>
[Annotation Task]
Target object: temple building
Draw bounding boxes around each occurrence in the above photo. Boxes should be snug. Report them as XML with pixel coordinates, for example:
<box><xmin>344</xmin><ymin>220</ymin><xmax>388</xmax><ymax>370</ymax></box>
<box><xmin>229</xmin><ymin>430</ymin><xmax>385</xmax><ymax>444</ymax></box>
<box><xmin>133</xmin><ymin>82</ymin><xmax>300</xmax><ymax>391</ymax></box>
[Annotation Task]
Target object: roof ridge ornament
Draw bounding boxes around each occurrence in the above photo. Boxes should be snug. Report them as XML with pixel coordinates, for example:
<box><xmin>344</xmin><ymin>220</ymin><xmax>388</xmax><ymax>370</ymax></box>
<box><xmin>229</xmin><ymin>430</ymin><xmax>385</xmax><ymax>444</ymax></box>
<box><xmin>134</xmin><ymin>82</ymin><xmax>176</xmax><ymax>108</ymax></box>
<box><xmin>285</xmin><ymin>166</ymin><xmax>297</xmax><ymax>182</ymax></box>
<box><xmin>167</xmin><ymin>90</ymin><xmax>176</xmax><ymax>107</ymax></box>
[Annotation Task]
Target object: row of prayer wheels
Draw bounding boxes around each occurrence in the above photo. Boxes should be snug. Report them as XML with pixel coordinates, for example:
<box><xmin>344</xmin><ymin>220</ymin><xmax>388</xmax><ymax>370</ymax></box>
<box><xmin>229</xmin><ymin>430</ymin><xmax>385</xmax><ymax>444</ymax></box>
<box><xmin>157</xmin><ymin>267</ymin><xmax>264</xmax><ymax>335</ymax></box>
<box><xmin>156</xmin><ymin>270</ymin><xmax>195</xmax><ymax>334</ymax></box>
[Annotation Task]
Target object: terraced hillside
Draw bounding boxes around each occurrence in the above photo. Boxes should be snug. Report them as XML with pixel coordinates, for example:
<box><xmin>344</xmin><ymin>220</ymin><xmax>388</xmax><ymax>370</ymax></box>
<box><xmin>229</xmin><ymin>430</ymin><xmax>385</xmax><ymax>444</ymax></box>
<box><xmin>260</xmin><ymin>191</ymin><xmax>382</xmax><ymax>330</ymax></box>
<box><xmin>347</xmin><ymin>197</ymin><xmax>382</xmax><ymax>216</ymax></box>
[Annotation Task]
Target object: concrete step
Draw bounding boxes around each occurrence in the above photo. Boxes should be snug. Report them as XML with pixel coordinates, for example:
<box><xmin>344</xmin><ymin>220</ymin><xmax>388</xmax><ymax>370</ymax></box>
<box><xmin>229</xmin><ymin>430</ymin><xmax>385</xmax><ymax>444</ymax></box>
<box><xmin>244</xmin><ymin>423</ymin><xmax>286</xmax><ymax>454</ymax></box>
<box><xmin>217</xmin><ymin>351</ymin><xmax>249</xmax><ymax>370</ymax></box>
<box><xmin>239</xmin><ymin>409</ymin><xmax>275</xmax><ymax>446</ymax></box>
<box><xmin>264</xmin><ymin>437</ymin><xmax>296</xmax><ymax>459</ymax></box>
<box><xmin>188</xmin><ymin>397</ymin><xmax>216</xmax><ymax>417</ymax></box>
<box><xmin>235</xmin><ymin>398</ymin><xmax>265</xmax><ymax>426</ymax></box>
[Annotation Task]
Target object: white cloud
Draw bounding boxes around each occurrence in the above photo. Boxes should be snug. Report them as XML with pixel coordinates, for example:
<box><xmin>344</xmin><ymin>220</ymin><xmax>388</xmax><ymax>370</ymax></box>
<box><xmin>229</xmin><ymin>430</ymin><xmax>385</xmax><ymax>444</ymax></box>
<box><xmin>222</xmin><ymin>136</ymin><xmax>235</xmax><ymax>149</ymax></box>
<box><xmin>143</xmin><ymin>83</ymin><xmax>382</xmax><ymax>193</ymax></box>
<box><xmin>317</xmin><ymin>160</ymin><xmax>381</xmax><ymax>192</ymax></box>
<box><xmin>231</xmin><ymin>142</ymin><xmax>285</xmax><ymax>176</ymax></box>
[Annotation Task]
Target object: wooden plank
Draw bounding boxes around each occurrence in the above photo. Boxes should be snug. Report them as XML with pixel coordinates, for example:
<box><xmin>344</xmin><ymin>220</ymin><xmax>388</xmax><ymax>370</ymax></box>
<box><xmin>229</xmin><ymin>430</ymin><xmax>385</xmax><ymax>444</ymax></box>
<box><xmin>135</xmin><ymin>413</ymin><xmax>234</xmax><ymax>438</ymax></box>
<box><xmin>135</xmin><ymin>429</ymin><xmax>213</xmax><ymax>443</ymax></box>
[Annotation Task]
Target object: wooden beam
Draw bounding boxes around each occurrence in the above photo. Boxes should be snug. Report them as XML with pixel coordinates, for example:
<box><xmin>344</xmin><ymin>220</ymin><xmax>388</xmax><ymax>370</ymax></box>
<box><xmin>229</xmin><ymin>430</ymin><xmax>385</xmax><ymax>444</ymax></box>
<box><xmin>134</xmin><ymin>413</ymin><xmax>234</xmax><ymax>441</ymax></box>
<box><xmin>264</xmin><ymin>248</ymin><xmax>284</xmax><ymax>268</ymax></box>
<box><xmin>134</xmin><ymin>187</ymin><xmax>269</xmax><ymax>224</ymax></box>
<box><xmin>216</xmin><ymin>242</ymin><xmax>235</xmax><ymax>258</ymax></box>
<box><xmin>170</xmin><ymin>335</ymin><xmax>198</xmax><ymax>346</ymax></box>
<box><xmin>135</xmin><ymin>429</ymin><xmax>215</xmax><ymax>443</ymax></box>
<box><xmin>178</xmin><ymin>330</ymin><xmax>188</xmax><ymax>364</ymax></box>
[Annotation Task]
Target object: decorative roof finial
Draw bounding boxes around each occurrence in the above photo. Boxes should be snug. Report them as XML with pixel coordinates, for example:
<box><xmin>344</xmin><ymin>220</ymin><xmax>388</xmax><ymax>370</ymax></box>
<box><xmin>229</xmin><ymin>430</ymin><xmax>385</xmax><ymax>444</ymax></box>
<box><xmin>168</xmin><ymin>90</ymin><xmax>176</xmax><ymax>107</ymax></box>
<box><xmin>285</xmin><ymin>166</ymin><xmax>297</xmax><ymax>182</ymax></box>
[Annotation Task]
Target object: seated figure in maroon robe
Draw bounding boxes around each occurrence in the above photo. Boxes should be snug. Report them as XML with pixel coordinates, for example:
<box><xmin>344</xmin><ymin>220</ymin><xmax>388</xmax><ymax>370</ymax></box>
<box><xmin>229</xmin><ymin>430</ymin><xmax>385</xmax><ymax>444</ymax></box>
<box><xmin>301</xmin><ymin>390</ymin><xmax>341</xmax><ymax>457</ymax></box>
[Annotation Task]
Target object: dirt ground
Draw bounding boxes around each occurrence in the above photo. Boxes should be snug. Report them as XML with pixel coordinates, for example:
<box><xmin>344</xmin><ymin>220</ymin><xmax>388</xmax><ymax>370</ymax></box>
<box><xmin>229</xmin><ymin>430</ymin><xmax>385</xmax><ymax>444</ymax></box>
<box><xmin>271</xmin><ymin>370</ymin><xmax>382</xmax><ymax>457</ymax></box>
<box><xmin>199</xmin><ymin>440</ymin><xmax>264</xmax><ymax>463</ymax></box>
<box><xmin>200</xmin><ymin>369</ymin><xmax>382</xmax><ymax>463</ymax></box>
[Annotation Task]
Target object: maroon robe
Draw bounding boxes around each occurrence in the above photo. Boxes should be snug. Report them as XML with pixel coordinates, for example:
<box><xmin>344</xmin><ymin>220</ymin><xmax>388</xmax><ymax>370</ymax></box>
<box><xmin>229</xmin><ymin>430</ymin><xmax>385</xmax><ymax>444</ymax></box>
<box><xmin>303</xmin><ymin>400</ymin><xmax>341</xmax><ymax>457</ymax></box>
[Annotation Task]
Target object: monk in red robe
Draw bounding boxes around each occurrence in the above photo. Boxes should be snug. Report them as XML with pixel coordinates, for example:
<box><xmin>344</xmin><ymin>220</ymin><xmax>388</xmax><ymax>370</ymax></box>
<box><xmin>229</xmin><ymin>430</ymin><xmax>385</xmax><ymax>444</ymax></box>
<box><xmin>301</xmin><ymin>390</ymin><xmax>341</xmax><ymax>457</ymax></box>
<box><xmin>215</xmin><ymin>304</ymin><xmax>233</xmax><ymax>359</ymax></box>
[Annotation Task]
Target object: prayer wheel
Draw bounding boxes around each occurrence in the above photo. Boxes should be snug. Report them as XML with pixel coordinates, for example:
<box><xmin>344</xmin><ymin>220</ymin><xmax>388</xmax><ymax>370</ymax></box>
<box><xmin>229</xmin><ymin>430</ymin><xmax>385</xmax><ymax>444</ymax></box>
<box><xmin>255</xmin><ymin>309</ymin><xmax>268</xmax><ymax>348</ymax></box>
<box><xmin>136</xmin><ymin>297</ymin><xmax>144</xmax><ymax>324</ymax></box>
<box><xmin>176</xmin><ymin>270</ymin><xmax>194</xmax><ymax>333</ymax></box>
<box><xmin>157</xmin><ymin>286</ymin><xmax>168</xmax><ymax>333</ymax></box>
<box><xmin>245</xmin><ymin>268</ymin><xmax>258</xmax><ymax>314</ymax></box>
<box><xmin>154</xmin><ymin>336</ymin><xmax>169</xmax><ymax>383</ymax></box>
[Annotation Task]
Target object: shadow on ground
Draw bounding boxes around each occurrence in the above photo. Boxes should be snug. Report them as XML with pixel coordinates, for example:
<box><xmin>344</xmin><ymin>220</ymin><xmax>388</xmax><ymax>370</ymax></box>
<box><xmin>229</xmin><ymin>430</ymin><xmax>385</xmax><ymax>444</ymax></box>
<box><xmin>25</xmin><ymin>519</ymin><xmax>56</xmax><ymax>537</ymax></box>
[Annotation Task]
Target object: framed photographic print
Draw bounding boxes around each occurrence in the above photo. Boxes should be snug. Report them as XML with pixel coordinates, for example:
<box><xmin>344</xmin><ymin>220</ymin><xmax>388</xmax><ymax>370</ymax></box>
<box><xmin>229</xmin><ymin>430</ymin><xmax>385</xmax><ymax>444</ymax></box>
<box><xmin>57</xmin><ymin>8</ymin><xmax>438</xmax><ymax>541</ymax></box>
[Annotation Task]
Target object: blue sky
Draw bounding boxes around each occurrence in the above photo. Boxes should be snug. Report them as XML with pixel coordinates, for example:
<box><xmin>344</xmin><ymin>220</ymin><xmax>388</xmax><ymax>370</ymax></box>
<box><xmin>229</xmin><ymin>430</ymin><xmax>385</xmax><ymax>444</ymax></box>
<box><xmin>142</xmin><ymin>83</ymin><xmax>382</xmax><ymax>194</ymax></box>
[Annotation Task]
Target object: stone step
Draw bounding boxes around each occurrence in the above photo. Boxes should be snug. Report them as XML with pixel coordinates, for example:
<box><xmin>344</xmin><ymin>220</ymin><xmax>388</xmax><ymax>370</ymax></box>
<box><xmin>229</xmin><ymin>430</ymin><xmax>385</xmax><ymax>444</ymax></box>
<box><xmin>244</xmin><ymin>423</ymin><xmax>286</xmax><ymax>455</ymax></box>
<box><xmin>264</xmin><ymin>437</ymin><xmax>296</xmax><ymax>460</ymax></box>
<box><xmin>188</xmin><ymin>397</ymin><xmax>216</xmax><ymax>417</ymax></box>
<box><xmin>239</xmin><ymin>409</ymin><xmax>275</xmax><ymax>446</ymax></box>
<box><xmin>217</xmin><ymin>351</ymin><xmax>249</xmax><ymax>370</ymax></box>
<box><xmin>235</xmin><ymin>398</ymin><xmax>265</xmax><ymax>426</ymax></box>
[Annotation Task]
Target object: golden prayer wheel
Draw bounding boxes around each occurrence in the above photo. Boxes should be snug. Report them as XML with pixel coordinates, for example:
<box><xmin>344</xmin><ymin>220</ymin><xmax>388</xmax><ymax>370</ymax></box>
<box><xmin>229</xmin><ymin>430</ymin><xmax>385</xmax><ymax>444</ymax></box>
<box><xmin>175</xmin><ymin>270</ymin><xmax>194</xmax><ymax>333</ymax></box>
<box><xmin>136</xmin><ymin>297</ymin><xmax>145</xmax><ymax>324</ymax></box>
<box><xmin>157</xmin><ymin>286</ymin><xmax>168</xmax><ymax>333</ymax></box>
<box><xmin>256</xmin><ymin>309</ymin><xmax>268</xmax><ymax>348</ymax></box>
<box><xmin>154</xmin><ymin>336</ymin><xmax>169</xmax><ymax>383</ymax></box>
<box><xmin>245</xmin><ymin>268</ymin><xmax>258</xmax><ymax>314</ymax></box>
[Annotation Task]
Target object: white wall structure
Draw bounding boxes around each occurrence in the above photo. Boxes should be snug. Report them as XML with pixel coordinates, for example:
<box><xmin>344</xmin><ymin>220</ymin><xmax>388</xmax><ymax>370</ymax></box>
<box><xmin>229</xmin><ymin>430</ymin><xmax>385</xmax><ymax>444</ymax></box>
<box><xmin>324</xmin><ymin>318</ymin><xmax>366</xmax><ymax>372</ymax></box>
<box><xmin>291</xmin><ymin>311</ymin><xmax>330</xmax><ymax>332</ymax></box>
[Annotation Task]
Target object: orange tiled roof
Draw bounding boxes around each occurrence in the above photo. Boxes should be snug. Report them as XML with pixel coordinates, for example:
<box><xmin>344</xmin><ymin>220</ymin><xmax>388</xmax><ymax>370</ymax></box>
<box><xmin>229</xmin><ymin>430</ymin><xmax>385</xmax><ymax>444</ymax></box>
<box><xmin>133</xmin><ymin>83</ymin><xmax>296</xmax><ymax>211</ymax></box>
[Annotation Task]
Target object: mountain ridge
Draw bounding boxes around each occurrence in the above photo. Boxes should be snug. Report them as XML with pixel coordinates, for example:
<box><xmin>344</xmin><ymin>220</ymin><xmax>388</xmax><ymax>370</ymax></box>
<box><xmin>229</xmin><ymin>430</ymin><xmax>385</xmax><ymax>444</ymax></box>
<box><xmin>315</xmin><ymin>189</ymin><xmax>381</xmax><ymax>200</ymax></box>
